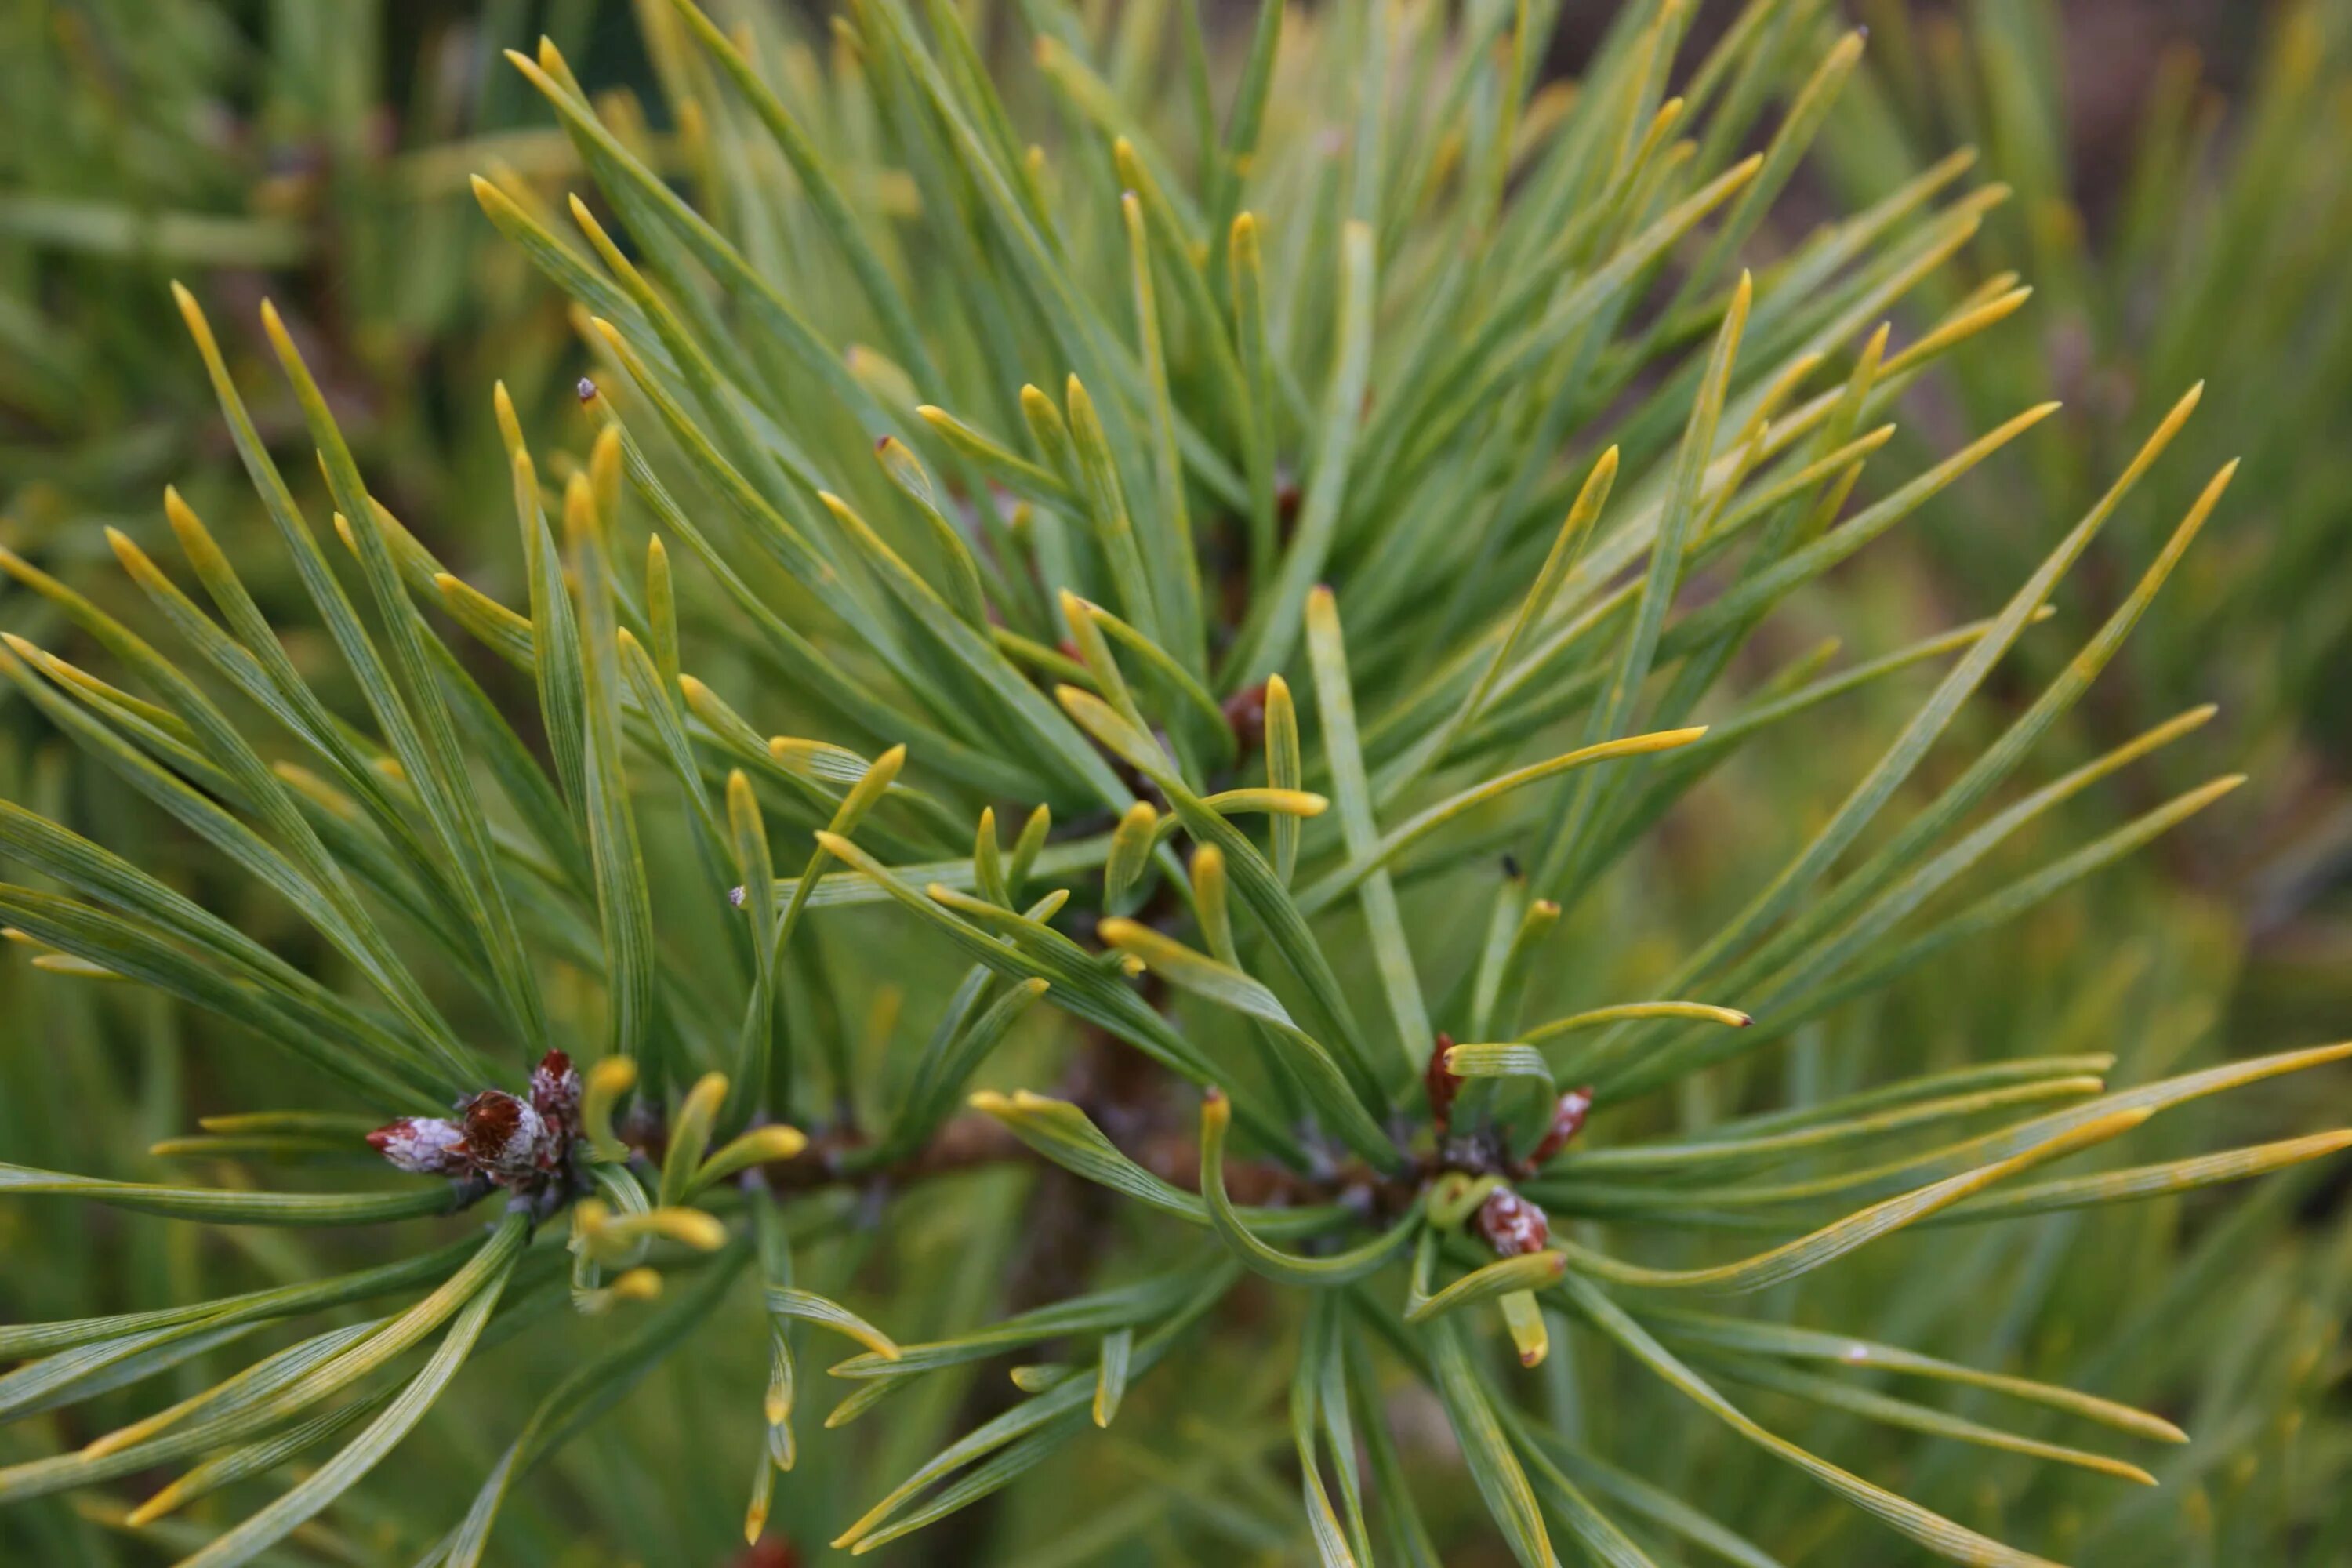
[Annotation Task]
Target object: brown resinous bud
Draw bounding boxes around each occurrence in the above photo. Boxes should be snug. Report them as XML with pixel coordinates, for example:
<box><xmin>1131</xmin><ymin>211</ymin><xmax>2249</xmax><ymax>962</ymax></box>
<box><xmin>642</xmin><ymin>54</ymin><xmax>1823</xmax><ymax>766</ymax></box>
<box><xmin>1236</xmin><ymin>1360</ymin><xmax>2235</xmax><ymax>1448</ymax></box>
<box><xmin>1475</xmin><ymin>1185</ymin><xmax>1552</xmax><ymax>1257</ymax></box>
<box><xmin>368</xmin><ymin>1049</ymin><xmax>584</xmax><ymax>1189</ymax></box>
<box><xmin>530</xmin><ymin>1048</ymin><xmax>583</xmax><ymax>1145</ymax></box>
<box><xmin>366</xmin><ymin>1115</ymin><xmax>468</xmax><ymax>1175</ymax></box>
<box><xmin>461</xmin><ymin>1091</ymin><xmax>550</xmax><ymax>1181</ymax></box>
<box><xmin>1221</xmin><ymin>680</ymin><xmax>1270</xmax><ymax>753</ymax></box>
<box><xmin>1526</xmin><ymin>1086</ymin><xmax>1595</xmax><ymax>1167</ymax></box>
<box><xmin>1424</xmin><ymin>1033</ymin><xmax>1461</xmax><ymax>1131</ymax></box>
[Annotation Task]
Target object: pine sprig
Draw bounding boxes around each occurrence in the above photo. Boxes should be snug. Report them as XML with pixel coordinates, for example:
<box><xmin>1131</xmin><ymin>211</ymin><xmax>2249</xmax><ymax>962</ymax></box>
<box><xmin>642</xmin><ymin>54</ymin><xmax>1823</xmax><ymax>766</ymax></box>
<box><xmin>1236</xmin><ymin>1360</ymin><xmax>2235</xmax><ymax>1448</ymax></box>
<box><xmin>0</xmin><ymin>3</ymin><xmax>2345</xmax><ymax>1566</ymax></box>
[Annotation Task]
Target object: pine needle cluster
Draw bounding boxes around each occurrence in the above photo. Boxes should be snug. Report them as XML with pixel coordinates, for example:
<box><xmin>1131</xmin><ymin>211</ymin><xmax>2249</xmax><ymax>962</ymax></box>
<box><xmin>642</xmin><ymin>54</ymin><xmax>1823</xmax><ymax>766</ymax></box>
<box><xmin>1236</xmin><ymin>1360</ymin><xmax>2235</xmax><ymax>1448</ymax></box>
<box><xmin>1</xmin><ymin>2</ymin><xmax>2348</xmax><ymax>1565</ymax></box>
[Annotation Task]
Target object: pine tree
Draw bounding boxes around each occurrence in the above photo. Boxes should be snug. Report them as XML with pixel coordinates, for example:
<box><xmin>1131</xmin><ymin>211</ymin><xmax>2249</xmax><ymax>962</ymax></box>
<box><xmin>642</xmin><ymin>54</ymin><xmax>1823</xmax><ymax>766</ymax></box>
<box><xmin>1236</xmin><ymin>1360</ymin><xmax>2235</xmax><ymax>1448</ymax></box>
<box><xmin>0</xmin><ymin>3</ymin><xmax>2346</xmax><ymax>1564</ymax></box>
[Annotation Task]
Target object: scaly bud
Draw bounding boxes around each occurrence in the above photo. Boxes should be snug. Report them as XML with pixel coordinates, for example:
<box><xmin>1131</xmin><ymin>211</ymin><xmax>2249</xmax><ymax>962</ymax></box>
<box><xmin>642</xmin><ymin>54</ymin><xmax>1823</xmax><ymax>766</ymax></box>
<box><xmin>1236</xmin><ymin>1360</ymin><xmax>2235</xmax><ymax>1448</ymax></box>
<box><xmin>531</xmin><ymin>1048</ymin><xmax>583</xmax><ymax>1143</ymax></box>
<box><xmin>461</xmin><ymin>1091</ymin><xmax>549</xmax><ymax>1180</ymax></box>
<box><xmin>1475</xmin><ymin>1186</ymin><xmax>1551</xmax><ymax>1257</ymax></box>
<box><xmin>1528</xmin><ymin>1087</ymin><xmax>1595</xmax><ymax>1167</ymax></box>
<box><xmin>1221</xmin><ymin>680</ymin><xmax>1269</xmax><ymax>751</ymax></box>
<box><xmin>1425</xmin><ymin>1033</ymin><xmax>1461</xmax><ymax>1130</ymax></box>
<box><xmin>365</xmin><ymin>1116</ymin><xmax>468</xmax><ymax>1175</ymax></box>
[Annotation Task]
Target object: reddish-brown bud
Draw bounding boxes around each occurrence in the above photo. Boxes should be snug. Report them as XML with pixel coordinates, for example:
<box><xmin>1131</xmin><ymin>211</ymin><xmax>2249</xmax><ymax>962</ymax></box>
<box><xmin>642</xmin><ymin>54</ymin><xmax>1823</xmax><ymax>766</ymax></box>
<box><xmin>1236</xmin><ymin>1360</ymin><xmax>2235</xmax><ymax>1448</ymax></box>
<box><xmin>366</xmin><ymin>1116</ymin><xmax>468</xmax><ymax>1175</ymax></box>
<box><xmin>731</xmin><ymin>1538</ymin><xmax>802</xmax><ymax>1568</ymax></box>
<box><xmin>1529</xmin><ymin>1086</ymin><xmax>1595</xmax><ymax>1167</ymax></box>
<box><xmin>1475</xmin><ymin>1186</ymin><xmax>1551</xmax><ymax>1257</ymax></box>
<box><xmin>460</xmin><ymin>1091</ymin><xmax>547</xmax><ymax>1180</ymax></box>
<box><xmin>1275</xmin><ymin>472</ymin><xmax>1302</xmax><ymax>530</ymax></box>
<box><xmin>1425</xmin><ymin>1033</ymin><xmax>1461</xmax><ymax>1130</ymax></box>
<box><xmin>530</xmin><ymin>1049</ymin><xmax>582</xmax><ymax>1142</ymax></box>
<box><xmin>372</xmin><ymin>1060</ymin><xmax>583</xmax><ymax>1197</ymax></box>
<box><xmin>1221</xmin><ymin>680</ymin><xmax>1269</xmax><ymax>752</ymax></box>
